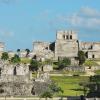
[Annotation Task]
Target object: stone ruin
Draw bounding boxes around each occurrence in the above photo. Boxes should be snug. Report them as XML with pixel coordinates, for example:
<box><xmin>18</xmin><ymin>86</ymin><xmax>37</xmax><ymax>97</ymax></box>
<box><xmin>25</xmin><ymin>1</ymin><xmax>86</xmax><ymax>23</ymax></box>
<box><xmin>0</xmin><ymin>60</ymin><xmax>33</xmax><ymax>96</ymax></box>
<box><xmin>0</xmin><ymin>60</ymin><xmax>51</xmax><ymax>97</ymax></box>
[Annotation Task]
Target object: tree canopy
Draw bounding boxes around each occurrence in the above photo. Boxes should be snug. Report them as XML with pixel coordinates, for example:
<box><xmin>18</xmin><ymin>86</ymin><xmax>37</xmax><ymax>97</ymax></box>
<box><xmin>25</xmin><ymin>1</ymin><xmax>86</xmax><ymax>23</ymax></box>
<box><xmin>58</xmin><ymin>57</ymin><xmax>71</xmax><ymax>69</ymax></box>
<box><xmin>11</xmin><ymin>54</ymin><xmax>21</xmax><ymax>63</ymax></box>
<box><xmin>1</xmin><ymin>52</ymin><xmax>9</xmax><ymax>60</ymax></box>
<box><xmin>78</xmin><ymin>51</ymin><xmax>86</xmax><ymax>65</ymax></box>
<box><xmin>29</xmin><ymin>59</ymin><xmax>39</xmax><ymax>71</ymax></box>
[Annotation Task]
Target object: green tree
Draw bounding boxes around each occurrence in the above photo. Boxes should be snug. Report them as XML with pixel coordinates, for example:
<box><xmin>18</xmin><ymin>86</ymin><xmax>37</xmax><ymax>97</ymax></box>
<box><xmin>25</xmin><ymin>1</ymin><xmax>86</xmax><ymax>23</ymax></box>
<box><xmin>40</xmin><ymin>82</ymin><xmax>63</xmax><ymax>100</ymax></box>
<box><xmin>58</xmin><ymin>57</ymin><xmax>71</xmax><ymax>70</ymax></box>
<box><xmin>84</xmin><ymin>60</ymin><xmax>98</xmax><ymax>69</ymax></box>
<box><xmin>11</xmin><ymin>54</ymin><xmax>21</xmax><ymax>63</ymax></box>
<box><xmin>49</xmin><ymin>82</ymin><xmax>63</xmax><ymax>95</ymax></box>
<box><xmin>78</xmin><ymin>51</ymin><xmax>86</xmax><ymax>65</ymax></box>
<box><xmin>25</xmin><ymin>49</ymin><xmax>30</xmax><ymax>57</ymax></box>
<box><xmin>40</xmin><ymin>91</ymin><xmax>52</xmax><ymax>100</ymax></box>
<box><xmin>1</xmin><ymin>52</ymin><xmax>9</xmax><ymax>60</ymax></box>
<box><xmin>80</xmin><ymin>75</ymin><xmax>100</xmax><ymax>97</ymax></box>
<box><xmin>17</xmin><ymin>49</ymin><xmax>20</xmax><ymax>56</ymax></box>
<box><xmin>29</xmin><ymin>59</ymin><xmax>39</xmax><ymax>71</ymax></box>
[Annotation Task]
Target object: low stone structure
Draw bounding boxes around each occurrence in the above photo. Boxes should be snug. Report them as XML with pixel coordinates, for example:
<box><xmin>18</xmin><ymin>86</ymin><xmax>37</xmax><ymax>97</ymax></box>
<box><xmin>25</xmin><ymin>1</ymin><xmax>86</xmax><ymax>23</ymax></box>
<box><xmin>0</xmin><ymin>60</ymin><xmax>33</xmax><ymax>96</ymax></box>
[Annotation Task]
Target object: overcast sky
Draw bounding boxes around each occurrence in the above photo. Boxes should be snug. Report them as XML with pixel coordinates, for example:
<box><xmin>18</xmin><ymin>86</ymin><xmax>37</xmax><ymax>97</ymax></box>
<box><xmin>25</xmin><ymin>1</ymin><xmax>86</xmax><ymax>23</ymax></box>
<box><xmin>0</xmin><ymin>0</ymin><xmax>100</xmax><ymax>51</ymax></box>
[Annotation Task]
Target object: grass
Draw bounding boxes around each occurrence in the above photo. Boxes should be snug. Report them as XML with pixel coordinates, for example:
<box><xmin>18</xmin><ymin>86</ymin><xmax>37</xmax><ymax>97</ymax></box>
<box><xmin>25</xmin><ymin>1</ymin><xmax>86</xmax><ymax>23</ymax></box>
<box><xmin>94</xmin><ymin>70</ymin><xmax>100</xmax><ymax>75</ymax></box>
<box><xmin>21</xmin><ymin>58</ymin><xmax>31</xmax><ymax>64</ymax></box>
<box><xmin>32</xmin><ymin>72</ymin><xmax>37</xmax><ymax>78</ymax></box>
<box><xmin>50</xmin><ymin>76</ymin><xmax>89</xmax><ymax>96</ymax></box>
<box><xmin>50</xmin><ymin>70</ymin><xmax>86</xmax><ymax>75</ymax></box>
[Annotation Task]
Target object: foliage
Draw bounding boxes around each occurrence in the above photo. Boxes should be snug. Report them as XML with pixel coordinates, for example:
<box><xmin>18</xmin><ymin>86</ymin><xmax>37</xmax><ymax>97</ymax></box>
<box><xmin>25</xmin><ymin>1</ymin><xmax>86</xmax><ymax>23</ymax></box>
<box><xmin>17</xmin><ymin>49</ymin><xmax>20</xmax><ymax>56</ymax></box>
<box><xmin>11</xmin><ymin>54</ymin><xmax>21</xmax><ymax>63</ymax></box>
<box><xmin>58</xmin><ymin>57</ymin><xmax>71</xmax><ymax>70</ymax></box>
<box><xmin>45</xmin><ymin>59</ymin><xmax>53</xmax><ymax>65</ymax></box>
<box><xmin>17</xmin><ymin>49</ymin><xmax>20</xmax><ymax>52</ymax></box>
<box><xmin>49</xmin><ymin>82</ymin><xmax>63</xmax><ymax>94</ymax></box>
<box><xmin>78</xmin><ymin>51</ymin><xmax>86</xmax><ymax>65</ymax></box>
<box><xmin>29</xmin><ymin>59</ymin><xmax>39</xmax><ymax>71</ymax></box>
<box><xmin>40</xmin><ymin>82</ymin><xmax>63</xmax><ymax>99</ymax></box>
<box><xmin>25</xmin><ymin>49</ymin><xmax>30</xmax><ymax>57</ymax></box>
<box><xmin>84</xmin><ymin>60</ymin><xmax>98</xmax><ymax>67</ymax></box>
<box><xmin>1</xmin><ymin>52</ymin><xmax>9</xmax><ymax>60</ymax></box>
<box><xmin>21</xmin><ymin>58</ymin><xmax>31</xmax><ymax>64</ymax></box>
<box><xmin>40</xmin><ymin>91</ymin><xmax>53</xmax><ymax>99</ymax></box>
<box><xmin>80</xmin><ymin>75</ymin><xmax>100</xmax><ymax>97</ymax></box>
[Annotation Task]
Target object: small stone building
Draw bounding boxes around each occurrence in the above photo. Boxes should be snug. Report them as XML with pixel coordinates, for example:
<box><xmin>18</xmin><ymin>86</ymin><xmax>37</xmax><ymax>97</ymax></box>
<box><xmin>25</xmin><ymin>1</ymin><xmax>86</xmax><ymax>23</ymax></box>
<box><xmin>80</xmin><ymin>42</ymin><xmax>100</xmax><ymax>59</ymax></box>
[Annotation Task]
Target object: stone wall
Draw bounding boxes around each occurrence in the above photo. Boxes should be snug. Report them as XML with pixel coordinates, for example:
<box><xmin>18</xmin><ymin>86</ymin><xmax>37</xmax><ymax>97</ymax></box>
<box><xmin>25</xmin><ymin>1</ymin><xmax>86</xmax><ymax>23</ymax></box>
<box><xmin>55</xmin><ymin>30</ymin><xmax>78</xmax><ymax>60</ymax></box>
<box><xmin>80</xmin><ymin>42</ymin><xmax>100</xmax><ymax>59</ymax></box>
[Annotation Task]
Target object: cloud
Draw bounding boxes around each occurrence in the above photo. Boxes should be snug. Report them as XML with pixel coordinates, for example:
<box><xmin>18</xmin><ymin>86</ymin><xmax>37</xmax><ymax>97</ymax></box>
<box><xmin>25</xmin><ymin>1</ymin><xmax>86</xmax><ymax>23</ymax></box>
<box><xmin>59</xmin><ymin>7</ymin><xmax>100</xmax><ymax>31</ymax></box>
<box><xmin>48</xmin><ymin>7</ymin><xmax>100</xmax><ymax>40</ymax></box>
<box><xmin>0</xmin><ymin>29</ymin><xmax>14</xmax><ymax>37</ymax></box>
<box><xmin>79</xmin><ymin>7</ymin><xmax>100</xmax><ymax>17</ymax></box>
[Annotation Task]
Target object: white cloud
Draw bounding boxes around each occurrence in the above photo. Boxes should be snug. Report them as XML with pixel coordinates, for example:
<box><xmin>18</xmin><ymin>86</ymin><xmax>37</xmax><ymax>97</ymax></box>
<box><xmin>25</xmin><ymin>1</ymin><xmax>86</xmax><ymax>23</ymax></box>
<box><xmin>80</xmin><ymin>7</ymin><xmax>100</xmax><ymax>17</ymax></box>
<box><xmin>64</xmin><ymin>7</ymin><xmax>100</xmax><ymax>31</ymax></box>
<box><xmin>0</xmin><ymin>29</ymin><xmax>14</xmax><ymax>37</ymax></box>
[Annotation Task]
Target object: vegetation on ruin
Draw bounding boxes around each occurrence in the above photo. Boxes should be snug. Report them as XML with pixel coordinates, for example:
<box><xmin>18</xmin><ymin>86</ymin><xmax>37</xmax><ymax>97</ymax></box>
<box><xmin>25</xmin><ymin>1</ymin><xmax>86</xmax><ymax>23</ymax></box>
<box><xmin>84</xmin><ymin>60</ymin><xmax>99</xmax><ymax>68</ymax></box>
<box><xmin>21</xmin><ymin>58</ymin><xmax>31</xmax><ymax>64</ymax></box>
<box><xmin>25</xmin><ymin>48</ymin><xmax>30</xmax><ymax>57</ymax></box>
<box><xmin>1</xmin><ymin>52</ymin><xmax>9</xmax><ymax>60</ymax></box>
<box><xmin>57</xmin><ymin>57</ymin><xmax>71</xmax><ymax>70</ymax></box>
<box><xmin>78</xmin><ymin>51</ymin><xmax>86</xmax><ymax>65</ymax></box>
<box><xmin>40</xmin><ymin>82</ymin><xmax>63</xmax><ymax>99</ymax></box>
<box><xmin>29</xmin><ymin>59</ymin><xmax>40</xmax><ymax>71</ymax></box>
<box><xmin>10</xmin><ymin>54</ymin><xmax>21</xmax><ymax>63</ymax></box>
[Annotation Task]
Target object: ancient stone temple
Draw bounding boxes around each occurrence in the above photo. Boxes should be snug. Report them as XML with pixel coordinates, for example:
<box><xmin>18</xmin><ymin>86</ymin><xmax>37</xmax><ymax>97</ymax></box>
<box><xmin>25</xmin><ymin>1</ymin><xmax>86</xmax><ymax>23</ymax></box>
<box><xmin>55</xmin><ymin>30</ymin><xmax>78</xmax><ymax>60</ymax></box>
<box><xmin>0</xmin><ymin>60</ymin><xmax>52</xmax><ymax>96</ymax></box>
<box><xmin>0</xmin><ymin>60</ymin><xmax>33</xmax><ymax>96</ymax></box>
<box><xmin>33</xmin><ymin>30</ymin><xmax>100</xmax><ymax>62</ymax></box>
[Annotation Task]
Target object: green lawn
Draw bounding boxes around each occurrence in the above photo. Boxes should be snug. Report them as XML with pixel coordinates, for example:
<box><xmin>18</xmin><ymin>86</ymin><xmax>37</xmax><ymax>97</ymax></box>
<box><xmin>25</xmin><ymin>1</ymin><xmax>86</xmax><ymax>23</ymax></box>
<box><xmin>50</xmin><ymin>70</ymin><xmax>86</xmax><ymax>75</ymax></box>
<box><xmin>50</xmin><ymin>76</ymin><xmax>89</xmax><ymax>96</ymax></box>
<box><xmin>95</xmin><ymin>70</ymin><xmax>100</xmax><ymax>75</ymax></box>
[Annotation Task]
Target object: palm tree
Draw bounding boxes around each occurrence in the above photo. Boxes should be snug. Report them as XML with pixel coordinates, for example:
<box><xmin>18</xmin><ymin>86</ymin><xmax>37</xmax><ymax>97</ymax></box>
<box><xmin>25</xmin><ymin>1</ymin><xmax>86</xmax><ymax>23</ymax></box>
<box><xmin>1</xmin><ymin>52</ymin><xmax>9</xmax><ymax>60</ymax></box>
<box><xmin>25</xmin><ymin>49</ymin><xmax>30</xmax><ymax>57</ymax></box>
<box><xmin>17</xmin><ymin>49</ymin><xmax>20</xmax><ymax>57</ymax></box>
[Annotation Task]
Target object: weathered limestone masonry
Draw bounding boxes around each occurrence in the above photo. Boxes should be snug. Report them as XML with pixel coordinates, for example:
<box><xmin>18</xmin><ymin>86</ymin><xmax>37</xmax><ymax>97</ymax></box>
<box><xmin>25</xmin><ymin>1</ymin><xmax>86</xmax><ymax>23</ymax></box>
<box><xmin>33</xmin><ymin>41</ymin><xmax>54</xmax><ymax>61</ymax></box>
<box><xmin>0</xmin><ymin>60</ymin><xmax>52</xmax><ymax>96</ymax></box>
<box><xmin>0</xmin><ymin>60</ymin><xmax>33</xmax><ymax>96</ymax></box>
<box><xmin>55</xmin><ymin>30</ymin><xmax>78</xmax><ymax>61</ymax></box>
<box><xmin>80</xmin><ymin>42</ymin><xmax>100</xmax><ymax>59</ymax></box>
<box><xmin>33</xmin><ymin>30</ymin><xmax>100</xmax><ymax>62</ymax></box>
<box><xmin>0</xmin><ymin>42</ymin><xmax>5</xmax><ymax>57</ymax></box>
